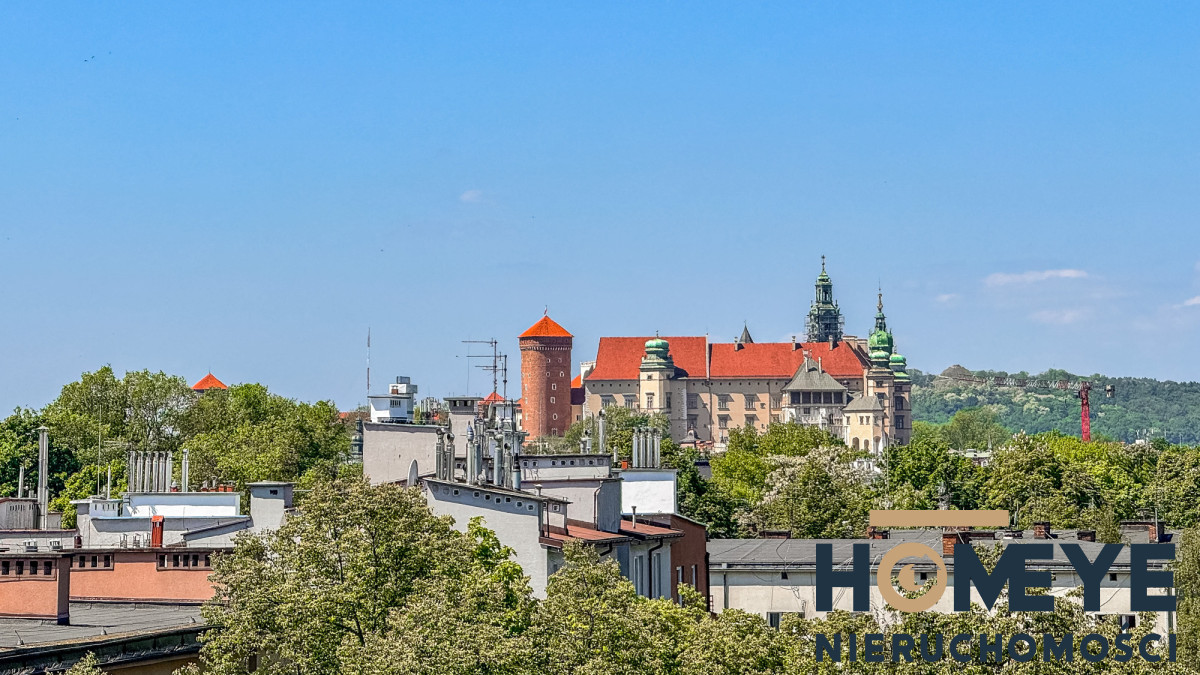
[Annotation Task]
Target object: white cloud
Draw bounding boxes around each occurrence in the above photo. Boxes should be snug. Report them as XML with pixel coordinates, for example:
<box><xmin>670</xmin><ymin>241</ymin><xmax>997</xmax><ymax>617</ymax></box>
<box><xmin>1030</xmin><ymin>309</ymin><xmax>1088</xmax><ymax>325</ymax></box>
<box><xmin>935</xmin><ymin>293</ymin><xmax>960</xmax><ymax>304</ymax></box>
<box><xmin>1182</xmin><ymin>296</ymin><xmax>1200</xmax><ymax>307</ymax></box>
<box><xmin>459</xmin><ymin>189</ymin><xmax>484</xmax><ymax>203</ymax></box>
<box><xmin>984</xmin><ymin>269</ymin><xmax>1088</xmax><ymax>286</ymax></box>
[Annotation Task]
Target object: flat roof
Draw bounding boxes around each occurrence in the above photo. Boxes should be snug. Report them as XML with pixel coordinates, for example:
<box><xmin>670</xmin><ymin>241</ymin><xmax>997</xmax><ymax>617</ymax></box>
<box><xmin>0</xmin><ymin>602</ymin><xmax>202</xmax><ymax>649</ymax></box>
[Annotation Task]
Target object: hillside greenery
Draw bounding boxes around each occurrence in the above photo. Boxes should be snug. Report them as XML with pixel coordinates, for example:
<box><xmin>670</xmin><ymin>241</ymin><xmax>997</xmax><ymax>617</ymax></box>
<box><xmin>911</xmin><ymin>366</ymin><xmax>1200</xmax><ymax>444</ymax></box>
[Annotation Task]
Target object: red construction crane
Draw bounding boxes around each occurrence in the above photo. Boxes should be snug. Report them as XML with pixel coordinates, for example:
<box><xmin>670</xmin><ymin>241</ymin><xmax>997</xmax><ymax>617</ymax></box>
<box><xmin>934</xmin><ymin>374</ymin><xmax>1115</xmax><ymax>441</ymax></box>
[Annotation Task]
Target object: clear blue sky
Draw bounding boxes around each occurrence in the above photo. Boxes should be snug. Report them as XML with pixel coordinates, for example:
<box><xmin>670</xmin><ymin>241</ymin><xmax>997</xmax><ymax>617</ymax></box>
<box><xmin>1</xmin><ymin>3</ymin><xmax>1197</xmax><ymax>412</ymax></box>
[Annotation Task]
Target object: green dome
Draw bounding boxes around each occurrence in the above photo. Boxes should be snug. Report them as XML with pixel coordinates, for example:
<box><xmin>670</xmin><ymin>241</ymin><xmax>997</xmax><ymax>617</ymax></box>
<box><xmin>890</xmin><ymin>353</ymin><xmax>905</xmax><ymax>366</ymax></box>
<box><xmin>645</xmin><ymin>337</ymin><xmax>669</xmax><ymax>354</ymax></box>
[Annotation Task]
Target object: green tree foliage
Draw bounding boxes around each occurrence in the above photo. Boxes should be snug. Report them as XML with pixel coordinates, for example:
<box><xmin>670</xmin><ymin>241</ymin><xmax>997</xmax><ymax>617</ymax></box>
<box><xmin>0</xmin><ymin>407</ymin><xmax>80</xmax><ymax>498</ymax></box>
<box><xmin>63</xmin><ymin>653</ymin><xmax>103</xmax><ymax>675</ymax></box>
<box><xmin>884</xmin><ymin>434</ymin><xmax>983</xmax><ymax>511</ymax></box>
<box><xmin>911</xmin><ymin>367</ymin><xmax>1200</xmax><ymax>444</ymax></box>
<box><xmin>197</xmin><ymin>480</ymin><xmax>1187</xmax><ymax>675</ymax></box>
<box><xmin>749</xmin><ymin>447</ymin><xmax>873</xmax><ymax>538</ymax></box>
<box><xmin>1179</xmin><ymin>527</ymin><xmax>1200</xmax><ymax>664</ymax></box>
<box><xmin>3</xmin><ymin>369</ymin><xmax>349</xmax><ymax>521</ymax></box>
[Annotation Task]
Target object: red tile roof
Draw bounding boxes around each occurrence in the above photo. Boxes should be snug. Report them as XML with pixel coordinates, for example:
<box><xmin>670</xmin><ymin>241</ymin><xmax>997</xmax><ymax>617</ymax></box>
<box><xmin>710</xmin><ymin>341</ymin><xmax>866</xmax><ymax>379</ymax></box>
<box><xmin>191</xmin><ymin>373</ymin><xmax>228</xmax><ymax>391</ymax></box>
<box><xmin>571</xmin><ymin>374</ymin><xmax>582</xmax><ymax>388</ymax></box>
<box><xmin>587</xmin><ymin>336</ymin><xmax>709</xmax><ymax>380</ymax></box>
<box><xmin>481</xmin><ymin>391</ymin><xmax>505</xmax><ymax>403</ymax></box>
<box><xmin>586</xmin><ymin>337</ymin><xmax>867</xmax><ymax>381</ymax></box>
<box><xmin>520</xmin><ymin>315</ymin><xmax>573</xmax><ymax>339</ymax></box>
<box><xmin>541</xmin><ymin>524</ymin><xmax>632</xmax><ymax>548</ymax></box>
<box><xmin>619</xmin><ymin>517</ymin><xmax>684</xmax><ymax>539</ymax></box>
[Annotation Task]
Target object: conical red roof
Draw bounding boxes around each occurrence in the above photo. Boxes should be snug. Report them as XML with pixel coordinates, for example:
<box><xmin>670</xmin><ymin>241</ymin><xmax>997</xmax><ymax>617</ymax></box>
<box><xmin>192</xmin><ymin>373</ymin><xmax>228</xmax><ymax>391</ymax></box>
<box><xmin>481</xmin><ymin>391</ymin><xmax>505</xmax><ymax>403</ymax></box>
<box><xmin>520</xmin><ymin>315</ymin><xmax>573</xmax><ymax>338</ymax></box>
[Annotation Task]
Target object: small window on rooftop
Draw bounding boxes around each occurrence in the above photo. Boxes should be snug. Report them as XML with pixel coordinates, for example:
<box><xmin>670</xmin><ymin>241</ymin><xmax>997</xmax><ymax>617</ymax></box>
<box><xmin>0</xmin><ymin>561</ymin><xmax>7</xmax><ymax>575</ymax></box>
<box><xmin>270</xmin><ymin>489</ymin><xmax>278</xmax><ymax>496</ymax></box>
<box><xmin>452</xmin><ymin>489</ymin><xmax>460</xmax><ymax>496</ymax></box>
<box><xmin>16</xmin><ymin>561</ymin><xmax>24</xmax><ymax>575</ymax></box>
<box><xmin>1110</xmin><ymin>573</ymin><xmax>1118</xmax><ymax>581</ymax></box>
<box><xmin>91</xmin><ymin>555</ymin><xmax>98</xmax><ymax>568</ymax></box>
<box><xmin>473</xmin><ymin>491</ymin><xmax>481</xmax><ymax>498</ymax></box>
<box><xmin>44</xmin><ymin>561</ymin><xmax>53</xmax><ymax>575</ymax></box>
<box><xmin>103</xmin><ymin>555</ymin><xmax>111</xmax><ymax>568</ymax></box>
<box><xmin>505</xmin><ymin>497</ymin><xmax>511</xmax><ymax>503</ymax></box>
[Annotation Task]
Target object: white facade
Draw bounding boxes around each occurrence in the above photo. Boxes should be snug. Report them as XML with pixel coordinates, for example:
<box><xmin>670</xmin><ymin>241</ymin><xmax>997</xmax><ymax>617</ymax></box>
<box><xmin>618</xmin><ymin>469</ymin><xmax>677</xmax><ymax>516</ymax></box>
<box><xmin>123</xmin><ymin>492</ymin><xmax>240</xmax><ymax>519</ymax></box>
<box><xmin>368</xmin><ymin>376</ymin><xmax>418</xmax><ymax>423</ymax></box>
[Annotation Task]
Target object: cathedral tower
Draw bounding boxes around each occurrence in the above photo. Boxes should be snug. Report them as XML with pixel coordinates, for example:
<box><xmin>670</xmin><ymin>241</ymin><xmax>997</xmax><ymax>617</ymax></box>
<box><xmin>806</xmin><ymin>256</ymin><xmax>844</xmax><ymax>344</ymax></box>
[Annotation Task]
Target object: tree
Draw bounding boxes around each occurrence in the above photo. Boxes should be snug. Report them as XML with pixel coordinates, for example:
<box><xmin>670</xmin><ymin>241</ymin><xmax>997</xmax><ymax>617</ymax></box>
<box><xmin>199</xmin><ymin>478</ymin><xmax>498</xmax><ymax>675</ymax></box>
<box><xmin>884</xmin><ymin>434</ymin><xmax>982</xmax><ymax>511</ymax></box>
<box><xmin>528</xmin><ymin>541</ymin><xmax>659</xmax><ymax>675</ymax></box>
<box><xmin>0</xmin><ymin>408</ymin><xmax>80</xmax><ymax>499</ymax></box>
<box><xmin>1178</xmin><ymin>527</ymin><xmax>1200</xmax><ymax>664</ymax></box>
<box><xmin>941</xmin><ymin>407</ymin><xmax>1011</xmax><ymax>451</ymax></box>
<box><xmin>63</xmin><ymin>653</ymin><xmax>103</xmax><ymax>675</ymax></box>
<box><xmin>749</xmin><ymin>446</ymin><xmax>872</xmax><ymax>538</ymax></box>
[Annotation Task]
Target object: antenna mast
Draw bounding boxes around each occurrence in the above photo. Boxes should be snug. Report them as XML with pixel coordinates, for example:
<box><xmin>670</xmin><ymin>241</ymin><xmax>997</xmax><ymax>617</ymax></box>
<box><xmin>366</xmin><ymin>327</ymin><xmax>371</xmax><ymax>402</ymax></box>
<box><xmin>463</xmin><ymin>338</ymin><xmax>506</xmax><ymax>398</ymax></box>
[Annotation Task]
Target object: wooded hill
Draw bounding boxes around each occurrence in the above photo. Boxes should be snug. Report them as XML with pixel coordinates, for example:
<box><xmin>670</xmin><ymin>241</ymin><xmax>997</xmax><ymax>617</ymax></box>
<box><xmin>910</xmin><ymin>366</ymin><xmax>1200</xmax><ymax>444</ymax></box>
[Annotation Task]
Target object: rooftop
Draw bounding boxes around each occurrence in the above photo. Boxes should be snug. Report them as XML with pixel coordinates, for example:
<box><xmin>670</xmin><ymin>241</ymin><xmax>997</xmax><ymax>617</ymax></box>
<box><xmin>587</xmin><ymin>336</ymin><xmax>867</xmax><ymax>381</ymax></box>
<box><xmin>190</xmin><ymin>373</ymin><xmax>227</xmax><ymax>391</ymax></box>
<box><xmin>520</xmin><ymin>315</ymin><xmax>573</xmax><ymax>339</ymax></box>
<box><xmin>0</xmin><ymin>602</ymin><xmax>202</xmax><ymax>650</ymax></box>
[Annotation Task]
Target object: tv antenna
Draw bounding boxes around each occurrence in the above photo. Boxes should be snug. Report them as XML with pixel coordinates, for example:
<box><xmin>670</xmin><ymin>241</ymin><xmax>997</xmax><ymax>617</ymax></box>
<box><xmin>463</xmin><ymin>338</ymin><xmax>509</xmax><ymax>399</ymax></box>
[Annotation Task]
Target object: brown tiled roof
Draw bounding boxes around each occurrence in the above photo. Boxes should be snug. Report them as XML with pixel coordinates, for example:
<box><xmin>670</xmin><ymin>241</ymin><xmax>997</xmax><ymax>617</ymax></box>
<box><xmin>191</xmin><ymin>373</ymin><xmax>228</xmax><ymax>391</ymax></box>
<box><xmin>520</xmin><ymin>316</ymin><xmax>573</xmax><ymax>338</ymax></box>
<box><xmin>541</xmin><ymin>523</ymin><xmax>632</xmax><ymax>548</ymax></box>
<box><xmin>620</xmin><ymin>517</ymin><xmax>684</xmax><ymax>539</ymax></box>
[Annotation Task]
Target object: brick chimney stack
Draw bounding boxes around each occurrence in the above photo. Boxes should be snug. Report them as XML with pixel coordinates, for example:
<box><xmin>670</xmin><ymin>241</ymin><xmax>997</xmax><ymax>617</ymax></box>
<box><xmin>1033</xmin><ymin>522</ymin><xmax>1052</xmax><ymax>539</ymax></box>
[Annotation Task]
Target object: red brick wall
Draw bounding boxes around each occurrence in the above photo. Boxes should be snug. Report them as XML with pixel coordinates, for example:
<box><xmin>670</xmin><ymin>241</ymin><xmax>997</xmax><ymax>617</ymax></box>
<box><xmin>520</xmin><ymin>335</ymin><xmax>572</xmax><ymax>438</ymax></box>
<box><xmin>649</xmin><ymin>515</ymin><xmax>709</xmax><ymax>604</ymax></box>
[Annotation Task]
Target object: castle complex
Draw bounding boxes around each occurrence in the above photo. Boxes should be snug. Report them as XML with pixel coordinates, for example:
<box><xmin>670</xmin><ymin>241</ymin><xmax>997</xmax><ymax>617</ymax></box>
<box><xmin>517</xmin><ymin>260</ymin><xmax>911</xmax><ymax>452</ymax></box>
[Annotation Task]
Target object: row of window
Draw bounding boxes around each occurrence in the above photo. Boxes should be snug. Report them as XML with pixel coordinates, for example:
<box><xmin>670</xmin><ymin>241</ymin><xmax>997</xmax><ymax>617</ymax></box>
<box><xmin>157</xmin><ymin>553</ymin><xmax>211</xmax><ymax>569</ymax></box>
<box><xmin>440</xmin><ymin>486</ymin><xmax>538</xmax><ymax>512</ymax></box>
<box><xmin>1</xmin><ymin>560</ymin><xmax>54</xmax><ymax>576</ymax></box>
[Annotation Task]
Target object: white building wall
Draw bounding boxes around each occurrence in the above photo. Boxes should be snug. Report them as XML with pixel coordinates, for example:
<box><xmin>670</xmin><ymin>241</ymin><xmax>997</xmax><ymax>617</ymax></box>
<box><xmin>362</xmin><ymin>422</ymin><xmax>441</xmax><ymax>486</ymax></box>
<box><xmin>619</xmin><ymin>470</ymin><xmax>677</xmax><ymax>516</ymax></box>
<box><xmin>423</xmin><ymin>479</ymin><xmax>552</xmax><ymax>597</ymax></box>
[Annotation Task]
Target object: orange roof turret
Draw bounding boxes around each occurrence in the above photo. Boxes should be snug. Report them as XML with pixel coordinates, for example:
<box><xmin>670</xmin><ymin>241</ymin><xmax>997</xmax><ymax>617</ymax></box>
<box><xmin>481</xmin><ymin>391</ymin><xmax>505</xmax><ymax>404</ymax></box>
<box><xmin>520</xmin><ymin>315</ymin><xmax>573</xmax><ymax>339</ymax></box>
<box><xmin>192</xmin><ymin>373</ymin><xmax>228</xmax><ymax>392</ymax></box>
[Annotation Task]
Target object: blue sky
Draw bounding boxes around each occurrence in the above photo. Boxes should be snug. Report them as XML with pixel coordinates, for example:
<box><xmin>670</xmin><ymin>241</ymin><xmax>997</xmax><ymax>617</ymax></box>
<box><xmin>1</xmin><ymin>3</ymin><xmax>1197</xmax><ymax>412</ymax></box>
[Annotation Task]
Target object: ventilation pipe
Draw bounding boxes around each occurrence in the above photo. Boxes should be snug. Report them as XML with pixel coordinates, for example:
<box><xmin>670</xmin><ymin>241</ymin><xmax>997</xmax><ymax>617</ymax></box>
<box><xmin>181</xmin><ymin>449</ymin><xmax>190</xmax><ymax>492</ymax></box>
<box><xmin>435</xmin><ymin>429</ymin><xmax>446</xmax><ymax>481</ymax></box>
<box><xmin>444</xmin><ymin>432</ymin><xmax>456</xmax><ymax>482</ymax></box>
<box><xmin>600</xmin><ymin>410</ymin><xmax>611</xmax><ymax>464</ymax></box>
<box><xmin>652</xmin><ymin>428</ymin><xmax>662</xmax><ymax>468</ymax></box>
<box><xmin>511</xmin><ymin>456</ymin><xmax>521</xmax><ymax>491</ymax></box>
<box><xmin>36</xmin><ymin>426</ymin><xmax>49</xmax><ymax>529</ymax></box>
<box><xmin>166</xmin><ymin>451</ymin><xmax>174</xmax><ymax>491</ymax></box>
<box><xmin>466</xmin><ymin>424</ymin><xmax>477</xmax><ymax>485</ymax></box>
<box><xmin>16</xmin><ymin>465</ymin><xmax>24</xmax><ymax>499</ymax></box>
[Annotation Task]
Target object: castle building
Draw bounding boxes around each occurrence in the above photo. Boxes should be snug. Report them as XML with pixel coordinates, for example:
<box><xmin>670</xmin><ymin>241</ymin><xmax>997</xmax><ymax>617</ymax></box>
<box><xmin>583</xmin><ymin>261</ymin><xmax>912</xmax><ymax>452</ymax></box>
<box><xmin>519</xmin><ymin>314</ymin><xmax>573</xmax><ymax>438</ymax></box>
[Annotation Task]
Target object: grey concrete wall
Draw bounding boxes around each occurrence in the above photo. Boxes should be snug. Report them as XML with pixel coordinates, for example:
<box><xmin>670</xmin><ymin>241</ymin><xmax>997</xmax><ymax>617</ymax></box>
<box><xmin>362</xmin><ymin>423</ymin><xmax>441</xmax><ymax>486</ymax></box>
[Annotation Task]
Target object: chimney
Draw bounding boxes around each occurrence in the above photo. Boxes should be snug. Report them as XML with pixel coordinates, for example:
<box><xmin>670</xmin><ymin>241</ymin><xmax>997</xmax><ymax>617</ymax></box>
<box><xmin>16</xmin><ymin>464</ymin><xmax>24</xmax><ymax>498</ymax></box>
<box><xmin>866</xmin><ymin>526</ymin><xmax>889</xmax><ymax>540</ymax></box>
<box><xmin>631</xmin><ymin>505</ymin><xmax>637</xmax><ymax>528</ymax></box>
<box><xmin>150</xmin><ymin>515</ymin><xmax>164</xmax><ymax>548</ymax></box>
<box><xmin>1077</xmin><ymin>530</ymin><xmax>1096</xmax><ymax>542</ymax></box>
<box><xmin>181</xmin><ymin>449</ymin><xmax>190</xmax><ymax>492</ymax></box>
<box><xmin>1033</xmin><ymin>522</ymin><xmax>1052</xmax><ymax>539</ymax></box>
<box><xmin>1151</xmin><ymin>522</ymin><xmax>1164</xmax><ymax>543</ymax></box>
<box><xmin>942</xmin><ymin>531</ymin><xmax>959</xmax><ymax>557</ymax></box>
<box><xmin>37</xmin><ymin>426</ymin><xmax>49</xmax><ymax>530</ymax></box>
<box><xmin>829</xmin><ymin>335</ymin><xmax>835</xmax><ymax>349</ymax></box>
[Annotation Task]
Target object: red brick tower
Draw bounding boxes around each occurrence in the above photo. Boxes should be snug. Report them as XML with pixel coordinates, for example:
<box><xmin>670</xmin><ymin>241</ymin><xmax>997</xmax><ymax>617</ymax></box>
<box><xmin>519</xmin><ymin>315</ymin><xmax>573</xmax><ymax>438</ymax></box>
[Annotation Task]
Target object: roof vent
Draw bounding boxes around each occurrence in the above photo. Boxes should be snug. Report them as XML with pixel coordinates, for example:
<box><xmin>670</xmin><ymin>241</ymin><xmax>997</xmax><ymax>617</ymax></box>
<box><xmin>49</xmin><ymin>540</ymin><xmax>62</xmax><ymax>551</ymax></box>
<box><xmin>23</xmin><ymin>540</ymin><xmax>36</xmax><ymax>552</ymax></box>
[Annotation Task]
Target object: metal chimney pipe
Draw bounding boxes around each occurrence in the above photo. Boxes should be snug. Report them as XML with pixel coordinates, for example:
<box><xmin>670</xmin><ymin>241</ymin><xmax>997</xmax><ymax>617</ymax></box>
<box><xmin>167</xmin><ymin>451</ymin><xmax>174</xmax><ymax>491</ymax></box>
<box><xmin>36</xmin><ymin>426</ymin><xmax>49</xmax><ymax>530</ymax></box>
<box><xmin>127</xmin><ymin>450</ymin><xmax>136</xmax><ymax>493</ymax></box>
<box><xmin>150</xmin><ymin>453</ymin><xmax>159</xmax><ymax>492</ymax></box>
<box><xmin>599</xmin><ymin>411</ymin><xmax>612</xmax><ymax>463</ymax></box>
<box><xmin>17</xmin><ymin>465</ymin><xmax>24</xmax><ymax>498</ymax></box>
<box><xmin>445</xmin><ymin>432</ymin><xmax>456</xmax><ymax>482</ymax></box>
<box><xmin>511</xmin><ymin>453</ymin><xmax>521</xmax><ymax>491</ymax></box>
<box><xmin>435</xmin><ymin>429</ymin><xmax>446</xmax><ymax>481</ymax></box>
<box><xmin>143</xmin><ymin>452</ymin><xmax>151</xmax><ymax>492</ymax></box>
<box><xmin>182</xmin><ymin>449</ymin><xmax>190</xmax><ymax>492</ymax></box>
<box><xmin>106</xmin><ymin>464</ymin><xmax>111</xmax><ymax>499</ymax></box>
<box><xmin>632</xmin><ymin>429</ymin><xmax>641</xmax><ymax>468</ymax></box>
<box><xmin>653</xmin><ymin>429</ymin><xmax>661</xmax><ymax>468</ymax></box>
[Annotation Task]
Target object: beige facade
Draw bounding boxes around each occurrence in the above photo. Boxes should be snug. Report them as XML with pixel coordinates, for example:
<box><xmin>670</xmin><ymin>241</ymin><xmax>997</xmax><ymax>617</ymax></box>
<box><xmin>584</xmin><ymin>335</ymin><xmax>911</xmax><ymax>452</ymax></box>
